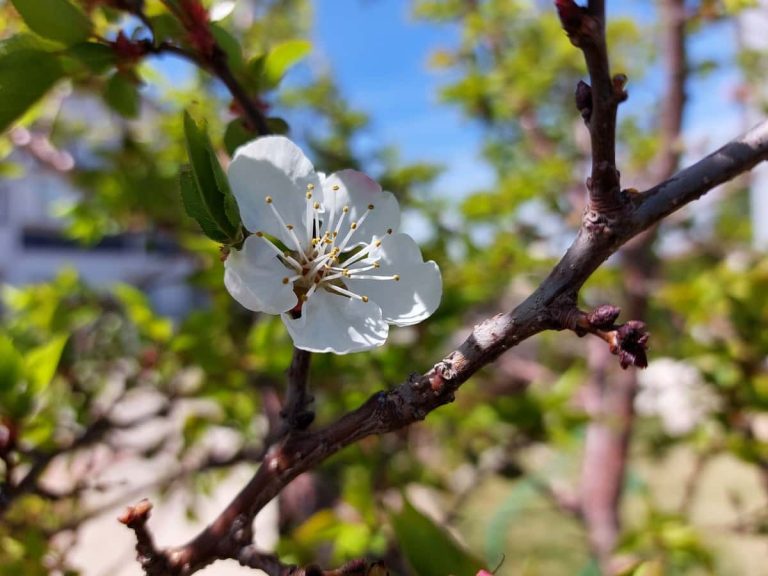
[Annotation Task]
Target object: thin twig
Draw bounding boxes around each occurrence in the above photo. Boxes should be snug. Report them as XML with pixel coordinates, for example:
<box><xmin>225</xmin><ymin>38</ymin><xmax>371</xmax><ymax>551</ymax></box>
<box><xmin>578</xmin><ymin>3</ymin><xmax>688</xmax><ymax>569</ymax></box>
<box><xmin>557</xmin><ymin>0</ymin><xmax>624</xmax><ymax>213</ymax></box>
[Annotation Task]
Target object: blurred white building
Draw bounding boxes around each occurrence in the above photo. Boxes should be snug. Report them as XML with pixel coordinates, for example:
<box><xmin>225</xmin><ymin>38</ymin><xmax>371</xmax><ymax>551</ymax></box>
<box><xmin>0</xmin><ymin>147</ymin><xmax>197</xmax><ymax>318</ymax></box>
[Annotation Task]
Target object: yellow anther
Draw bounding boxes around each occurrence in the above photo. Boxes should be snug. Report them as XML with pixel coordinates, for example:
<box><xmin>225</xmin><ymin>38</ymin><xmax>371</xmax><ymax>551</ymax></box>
<box><xmin>333</xmin><ymin>231</ymin><xmax>338</xmax><ymax>238</ymax></box>
<box><xmin>350</xmin><ymin>222</ymin><xmax>358</xmax><ymax>230</ymax></box>
<box><xmin>368</xmin><ymin>204</ymin><xmax>374</xmax><ymax>210</ymax></box>
<box><xmin>342</xmin><ymin>205</ymin><xmax>349</xmax><ymax>213</ymax></box>
<box><xmin>361</xmin><ymin>296</ymin><xmax>369</xmax><ymax>303</ymax></box>
<box><xmin>375</xmin><ymin>240</ymin><xmax>382</xmax><ymax>247</ymax></box>
<box><xmin>306</xmin><ymin>191</ymin><xmax>312</xmax><ymax>199</ymax></box>
<box><xmin>300</xmin><ymin>294</ymin><xmax>308</xmax><ymax>302</ymax></box>
<box><xmin>393</xmin><ymin>274</ymin><xmax>400</xmax><ymax>281</ymax></box>
<box><xmin>332</xmin><ymin>185</ymin><xmax>340</xmax><ymax>191</ymax></box>
<box><xmin>313</xmin><ymin>201</ymin><xmax>320</xmax><ymax>209</ymax></box>
<box><xmin>255</xmin><ymin>231</ymin><xmax>264</xmax><ymax>237</ymax></box>
<box><xmin>343</xmin><ymin>269</ymin><xmax>350</xmax><ymax>277</ymax></box>
<box><xmin>265</xmin><ymin>196</ymin><xmax>273</xmax><ymax>204</ymax></box>
<box><xmin>286</xmin><ymin>224</ymin><xmax>294</xmax><ymax>230</ymax></box>
<box><xmin>282</xmin><ymin>277</ymin><xmax>290</xmax><ymax>284</ymax></box>
<box><xmin>373</xmin><ymin>262</ymin><xmax>380</xmax><ymax>268</ymax></box>
<box><xmin>307</xmin><ymin>183</ymin><xmax>315</xmax><ymax>190</ymax></box>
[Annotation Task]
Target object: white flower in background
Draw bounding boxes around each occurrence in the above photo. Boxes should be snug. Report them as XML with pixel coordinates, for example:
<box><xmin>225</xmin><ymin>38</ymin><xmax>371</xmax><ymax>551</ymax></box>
<box><xmin>224</xmin><ymin>136</ymin><xmax>442</xmax><ymax>354</ymax></box>
<box><xmin>635</xmin><ymin>358</ymin><xmax>719</xmax><ymax>436</ymax></box>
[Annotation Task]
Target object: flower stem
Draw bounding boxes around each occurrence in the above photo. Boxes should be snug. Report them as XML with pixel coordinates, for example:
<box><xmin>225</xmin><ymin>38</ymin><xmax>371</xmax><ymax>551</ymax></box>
<box><xmin>281</xmin><ymin>348</ymin><xmax>313</xmax><ymax>431</ymax></box>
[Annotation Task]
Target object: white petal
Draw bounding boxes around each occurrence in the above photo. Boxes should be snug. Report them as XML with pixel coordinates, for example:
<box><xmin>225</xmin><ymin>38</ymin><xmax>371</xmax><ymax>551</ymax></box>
<box><xmin>281</xmin><ymin>289</ymin><xmax>389</xmax><ymax>353</ymax></box>
<box><xmin>346</xmin><ymin>233</ymin><xmax>441</xmax><ymax>326</ymax></box>
<box><xmin>224</xmin><ymin>235</ymin><xmax>298</xmax><ymax>314</ymax></box>
<box><xmin>323</xmin><ymin>170</ymin><xmax>400</xmax><ymax>246</ymax></box>
<box><xmin>228</xmin><ymin>136</ymin><xmax>320</xmax><ymax>247</ymax></box>
<box><xmin>210</xmin><ymin>0</ymin><xmax>236</xmax><ymax>21</ymax></box>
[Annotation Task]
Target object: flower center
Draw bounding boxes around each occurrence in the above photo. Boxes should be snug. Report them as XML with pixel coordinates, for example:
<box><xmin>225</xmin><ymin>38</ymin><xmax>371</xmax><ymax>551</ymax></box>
<box><xmin>256</xmin><ymin>184</ymin><xmax>399</xmax><ymax>311</ymax></box>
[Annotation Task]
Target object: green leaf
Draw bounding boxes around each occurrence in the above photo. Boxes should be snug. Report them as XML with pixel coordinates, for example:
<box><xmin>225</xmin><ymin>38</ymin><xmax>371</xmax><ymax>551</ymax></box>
<box><xmin>0</xmin><ymin>335</ymin><xmax>23</xmax><ymax>397</ymax></box>
<box><xmin>65</xmin><ymin>42</ymin><xmax>116</xmax><ymax>74</ymax></box>
<box><xmin>10</xmin><ymin>0</ymin><xmax>92</xmax><ymax>46</ymax></box>
<box><xmin>262</xmin><ymin>39</ymin><xmax>311</xmax><ymax>89</ymax></box>
<box><xmin>103</xmin><ymin>72</ymin><xmax>141</xmax><ymax>118</ymax></box>
<box><xmin>149</xmin><ymin>13</ymin><xmax>185</xmax><ymax>43</ymax></box>
<box><xmin>0</xmin><ymin>48</ymin><xmax>63</xmax><ymax>133</ymax></box>
<box><xmin>210</xmin><ymin>23</ymin><xmax>243</xmax><ymax>72</ymax></box>
<box><xmin>113</xmin><ymin>284</ymin><xmax>173</xmax><ymax>342</ymax></box>
<box><xmin>266</xmin><ymin>117</ymin><xmax>289</xmax><ymax>135</ymax></box>
<box><xmin>180</xmin><ymin>166</ymin><xmax>229</xmax><ymax>243</ymax></box>
<box><xmin>24</xmin><ymin>334</ymin><xmax>67</xmax><ymax>394</ymax></box>
<box><xmin>181</xmin><ymin>110</ymin><xmax>242</xmax><ymax>243</ymax></box>
<box><xmin>391</xmin><ymin>499</ymin><xmax>485</xmax><ymax>576</ymax></box>
<box><xmin>223</xmin><ymin>118</ymin><xmax>253</xmax><ymax>156</ymax></box>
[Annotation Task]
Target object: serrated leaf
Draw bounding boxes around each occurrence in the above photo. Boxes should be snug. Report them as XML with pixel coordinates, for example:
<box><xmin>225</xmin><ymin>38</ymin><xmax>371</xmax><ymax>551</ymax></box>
<box><xmin>0</xmin><ymin>48</ymin><xmax>63</xmax><ymax>133</ymax></box>
<box><xmin>391</xmin><ymin>498</ymin><xmax>484</xmax><ymax>576</ymax></box>
<box><xmin>180</xmin><ymin>165</ymin><xmax>231</xmax><ymax>243</ymax></box>
<box><xmin>24</xmin><ymin>334</ymin><xmax>67</xmax><ymax>394</ymax></box>
<box><xmin>11</xmin><ymin>0</ymin><xmax>92</xmax><ymax>46</ymax></box>
<box><xmin>263</xmin><ymin>39</ymin><xmax>311</xmax><ymax>89</ymax></box>
<box><xmin>182</xmin><ymin>110</ymin><xmax>242</xmax><ymax>243</ymax></box>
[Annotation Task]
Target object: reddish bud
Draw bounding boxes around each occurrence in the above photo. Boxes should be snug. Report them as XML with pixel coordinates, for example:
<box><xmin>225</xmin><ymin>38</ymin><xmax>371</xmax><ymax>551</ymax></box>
<box><xmin>555</xmin><ymin>0</ymin><xmax>585</xmax><ymax>36</ymax></box>
<box><xmin>113</xmin><ymin>31</ymin><xmax>149</xmax><ymax>64</ymax></box>
<box><xmin>587</xmin><ymin>304</ymin><xmax>621</xmax><ymax>329</ymax></box>
<box><xmin>118</xmin><ymin>498</ymin><xmax>153</xmax><ymax>526</ymax></box>
<box><xmin>613</xmin><ymin>321</ymin><xmax>650</xmax><ymax>369</ymax></box>
<box><xmin>179</xmin><ymin>0</ymin><xmax>215</xmax><ymax>57</ymax></box>
<box><xmin>574</xmin><ymin>80</ymin><xmax>593</xmax><ymax>122</ymax></box>
<box><xmin>0</xmin><ymin>418</ymin><xmax>18</xmax><ymax>455</ymax></box>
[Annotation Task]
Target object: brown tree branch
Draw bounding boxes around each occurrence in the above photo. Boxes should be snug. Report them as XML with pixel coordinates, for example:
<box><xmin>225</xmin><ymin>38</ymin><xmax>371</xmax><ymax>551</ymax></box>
<box><xmin>579</xmin><ymin>2</ymin><xmax>688</xmax><ymax>569</ymax></box>
<box><xmin>111</xmin><ymin>0</ymin><xmax>272</xmax><ymax>136</ymax></box>
<box><xmin>557</xmin><ymin>0</ymin><xmax>625</xmax><ymax>213</ymax></box>
<box><xmin>123</xmin><ymin>118</ymin><xmax>768</xmax><ymax>574</ymax></box>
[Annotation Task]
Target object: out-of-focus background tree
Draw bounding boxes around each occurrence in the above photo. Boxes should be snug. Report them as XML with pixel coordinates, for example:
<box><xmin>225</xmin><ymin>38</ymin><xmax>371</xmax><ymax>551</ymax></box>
<box><xmin>0</xmin><ymin>0</ymin><xmax>767</xmax><ymax>575</ymax></box>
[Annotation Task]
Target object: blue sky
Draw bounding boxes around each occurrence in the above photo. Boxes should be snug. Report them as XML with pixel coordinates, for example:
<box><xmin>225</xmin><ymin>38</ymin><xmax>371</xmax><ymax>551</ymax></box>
<box><xmin>310</xmin><ymin>0</ymin><xmax>494</xmax><ymax>196</ymax></box>
<box><xmin>305</xmin><ymin>0</ymin><xmax>744</xmax><ymax>198</ymax></box>
<box><xmin>152</xmin><ymin>1</ymin><xmax>746</xmax><ymax>199</ymax></box>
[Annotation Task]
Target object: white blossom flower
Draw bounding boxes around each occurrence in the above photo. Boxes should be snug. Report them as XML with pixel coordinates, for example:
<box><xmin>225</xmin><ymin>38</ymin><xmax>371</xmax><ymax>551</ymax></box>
<box><xmin>635</xmin><ymin>358</ymin><xmax>719</xmax><ymax>436</ymax></box>
<box><xmin>223</xmin><ymin>136</ymin><xmax>442</xmax><ymax>354</ymax></box>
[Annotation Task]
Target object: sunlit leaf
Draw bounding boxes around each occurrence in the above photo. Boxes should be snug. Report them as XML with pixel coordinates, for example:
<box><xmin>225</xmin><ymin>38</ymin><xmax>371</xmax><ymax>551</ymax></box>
<box><xmin>262</xmin><ymin>39</ymin><xmax>311</xmax><ymax>89</ymax></box>
<box><xmin>10</xmin><ymin>0</ymin><xmax>92</xmax><ymax>46</ymax></box>
<box><xmin>391</xmin><ymin>499</ymin><xmax>484</xmax><ymax>576</ymax></box>
<box><xmin>24</xmin><ymin>334</ymin><xmax>67</xmax><ymax>394</ymax></box>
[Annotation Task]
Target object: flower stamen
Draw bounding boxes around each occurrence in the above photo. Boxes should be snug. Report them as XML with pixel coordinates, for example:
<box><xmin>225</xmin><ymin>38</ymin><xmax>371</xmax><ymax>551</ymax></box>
<box><xmin>255</xmin><ymin>233</ymin><xmax>303</xmax><ymax>272</ymax></box>
<box><xmin>326</xmin><ymin>283</ymin><xmax>368</xmax><ymax>302</ymax></box>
